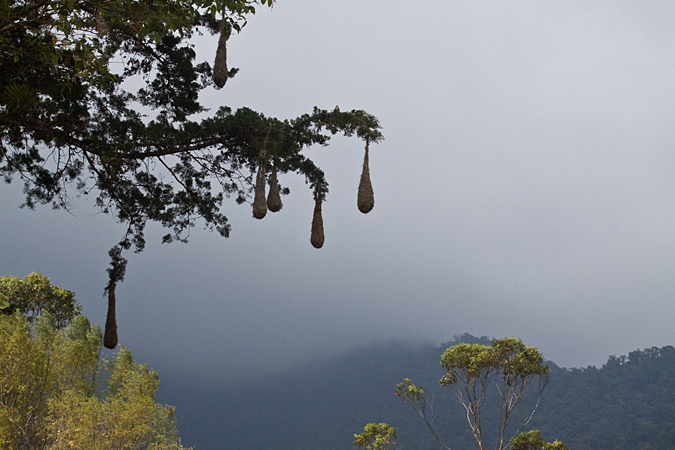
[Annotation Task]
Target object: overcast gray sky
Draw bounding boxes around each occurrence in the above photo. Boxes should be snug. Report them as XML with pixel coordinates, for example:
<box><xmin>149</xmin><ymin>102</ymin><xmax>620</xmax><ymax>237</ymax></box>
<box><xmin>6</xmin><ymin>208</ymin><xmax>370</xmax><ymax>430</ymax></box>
<box><xmin>3</xmin><ymin>0</ymin><xmax>675</xmax><ymax>383</ymax></box>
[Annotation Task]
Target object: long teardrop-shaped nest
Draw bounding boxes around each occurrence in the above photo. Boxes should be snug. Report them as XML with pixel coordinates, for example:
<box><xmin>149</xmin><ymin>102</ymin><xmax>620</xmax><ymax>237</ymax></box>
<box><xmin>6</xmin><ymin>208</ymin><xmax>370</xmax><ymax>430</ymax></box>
<box><xmin>252</xmin><ymin>159</ymin><xmax>268</xmax><ymax>219</ymax></box>
<box><xmin>357</xmin><ymin>141</ymin><xmax>375</xmax><ymax>214</ymax></box>
<box><xmin>310</xmin><ymin>194</ymin><xmax>325</xmax><ymax>249</ymax></box>
<box><xmin>212</xmin><ymin>20</ymin><xmax>230</xmax><ymax>88</ymax></box>
<box><xmin>95</xmin><ymin>11</ymin><xmax>110</xmax><ymax>36</ymax></box>
<box><xmin>103</xmin><ymin>283</ymin><xmax>118</xmax><ymax>349</ymax></box>
<box><xmin>267</xmin><ymin>164</ymin><xmax>283</xmax><ymax>212</ymax></box>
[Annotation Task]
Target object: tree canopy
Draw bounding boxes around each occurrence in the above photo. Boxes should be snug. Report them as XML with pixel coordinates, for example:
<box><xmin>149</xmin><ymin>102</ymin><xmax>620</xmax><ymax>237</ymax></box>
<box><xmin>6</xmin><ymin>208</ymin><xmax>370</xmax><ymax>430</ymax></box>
<box><xmin>0</xmin><ymin>308</ymin><xmax>189</xmax><ymax>449</ymax></box>
<box><xmin>354</xmin><ymin>423</ymin><xmax>397</xmax><ymax>450</ymax></box>
<box><xmin>1</xmin><ymin>0</ymin><xmax>383</xmax><ymax>348</ymax></box>
<box><xmin>0</xmin><ymin>272</ymin><xmax>81</xmax><ymax>328</ymax></box>
<box><xmin>510</xmin><ymin>430</ymin><xmax>568</xmax><ymax>450</ymax></box>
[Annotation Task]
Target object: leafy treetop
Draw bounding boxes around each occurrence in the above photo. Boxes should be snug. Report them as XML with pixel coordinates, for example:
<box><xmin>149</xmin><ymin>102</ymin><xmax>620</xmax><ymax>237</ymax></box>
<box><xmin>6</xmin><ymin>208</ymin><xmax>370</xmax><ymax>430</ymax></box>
<box><xmin>0</xmin><ymin>272</ymin><xmax>82</xmax><ymax>328</ymax></box>
<box><xmin>396</xmin><ymin>338</ymin><xmax>553</xmax><ymax>450</ymax></box>
<box><xmin>510</xmin><ymin>430</ymin><xmax>569</xmax><ymax>450</ymax></box>
<box><xmin>354</xmin><ymin>423</ymin><xmax>397</xmax><ymax>450</ymax></box>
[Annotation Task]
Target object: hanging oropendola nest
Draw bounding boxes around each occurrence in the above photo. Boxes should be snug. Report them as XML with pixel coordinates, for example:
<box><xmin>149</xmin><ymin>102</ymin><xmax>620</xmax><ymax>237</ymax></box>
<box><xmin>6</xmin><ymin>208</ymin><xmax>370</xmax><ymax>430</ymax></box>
<box><xmin>95</xmin><ymin>11</ymin><xmax>110</xmax><ymax>36</ymax></box>
<box><xmin>310</xmin><ymin>192</ymin><xmax>325</xmax><ymax>249</ymax></box>
<box><xmin>103</xmin><ymin>283</ymin><xmax>118</xmax><ymax>349</ymax></box>
<box><xmin>212</xmin><ymin>20</ymin><xmax>230</xmax><ymax>88</ymax></box>
<box><xmin>357</xmin><ymin>139</ymin><xmax>375</xmax><ymax>214</ymax></box>
<box><xmin>252</xmin><ymin>149</ymin><xmax>268</xmax><ymax>219</ymax></box>
<box><xmin>267</xmin><ymin>164</ymin><xmax>283</xmax><ymax>212</ymax></box>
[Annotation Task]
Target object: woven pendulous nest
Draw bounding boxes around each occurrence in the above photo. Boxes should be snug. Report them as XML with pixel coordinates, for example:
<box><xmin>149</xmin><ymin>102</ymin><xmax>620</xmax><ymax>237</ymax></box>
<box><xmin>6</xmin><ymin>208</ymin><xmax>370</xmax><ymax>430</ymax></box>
<box><xmin>212</xmin><ymin>20</ymin><xmax>230</xmax><ymax>88</ymax></box>
<box><xmin>95</xmin><ymin>12</ymin><xmax>110</xmax><ymax>36</ymax></box>
<box><xmin>266</xmin><ymin>164</ymin><xmax>283</xmax><ymax>212</ymax></box>
<box><xmin>357</xmin><ymin>141</ymin><xmax>374</xmax><ymax>214</ymax></box>
<box><xmin>103</xmin><ymin>284</ymin><xmax>118</xmax><ymax>349</ymax></box>
<box><xmin>310</xmin><ymin>195</ymin><xmax>325</xmax><ymax>249</ymax></box>
<box><xmin>252</xmin><ymin>163</ymin><xmax>267</xmax><ymax>219</ymax></box>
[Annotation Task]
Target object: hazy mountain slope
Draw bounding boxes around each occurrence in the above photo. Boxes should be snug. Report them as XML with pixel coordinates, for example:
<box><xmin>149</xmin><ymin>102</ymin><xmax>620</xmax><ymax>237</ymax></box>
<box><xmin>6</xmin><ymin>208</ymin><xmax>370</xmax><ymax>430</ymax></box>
<box><xmin>530</xmin><ymin>346</ymin><xmax>675</xmax><ymax>450</ymax></box>
<box><xmin>157</xmin><ymin>336</ymin><xmax>675</xmax><ymax>450</ymax></box>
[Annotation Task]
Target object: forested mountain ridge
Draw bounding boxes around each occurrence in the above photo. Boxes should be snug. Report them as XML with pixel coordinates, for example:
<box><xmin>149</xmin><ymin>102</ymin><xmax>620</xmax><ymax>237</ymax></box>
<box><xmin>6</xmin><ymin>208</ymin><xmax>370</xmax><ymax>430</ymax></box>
<box><xmin>531</xmin><ymin>345</ymin><xmax>675</xmax><ymax>450</ymax></box>
<box><xmin>159</xmin><ymin>336</ymin><xmax>675</xmax><ymax>450</ymax></box>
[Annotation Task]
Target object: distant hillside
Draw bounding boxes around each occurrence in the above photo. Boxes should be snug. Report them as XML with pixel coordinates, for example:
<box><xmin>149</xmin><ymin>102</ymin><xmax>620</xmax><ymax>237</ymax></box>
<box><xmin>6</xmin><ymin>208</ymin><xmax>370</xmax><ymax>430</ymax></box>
<box><xmin>531</xmin><ymin>345</ymin><xmax>675</xmax><ymax>449</ymax></box>
<box><xmin>158</xmin><ymin>335</ymin><xmax>675</xmax><ymax>450</ymax></box>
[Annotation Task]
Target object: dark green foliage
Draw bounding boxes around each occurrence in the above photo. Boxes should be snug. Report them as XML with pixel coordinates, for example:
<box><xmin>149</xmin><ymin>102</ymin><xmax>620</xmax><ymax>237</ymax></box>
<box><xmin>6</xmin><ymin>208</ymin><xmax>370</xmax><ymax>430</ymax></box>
<box><xmin>1</xmin><ymin>1</ymin><xmax>382</xmax><ymax>252</ymax></box>
<box><xmin>530</xmin><ymin>345</ymin><xmax>675</xmax><ymax>450</ymax></box>
<box><xmin>1</xmin><ymin>1</ymin><xmax>382</xmax><ymax>344</ymax></box>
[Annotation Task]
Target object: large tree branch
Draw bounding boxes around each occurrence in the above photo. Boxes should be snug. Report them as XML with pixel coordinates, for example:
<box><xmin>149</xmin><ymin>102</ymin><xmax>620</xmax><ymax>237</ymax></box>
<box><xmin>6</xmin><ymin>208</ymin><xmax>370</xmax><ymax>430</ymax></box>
<box><xmin>0</xmin><ymin>0</ymin><xmax>54</xmax><ymax>34</ymax></box>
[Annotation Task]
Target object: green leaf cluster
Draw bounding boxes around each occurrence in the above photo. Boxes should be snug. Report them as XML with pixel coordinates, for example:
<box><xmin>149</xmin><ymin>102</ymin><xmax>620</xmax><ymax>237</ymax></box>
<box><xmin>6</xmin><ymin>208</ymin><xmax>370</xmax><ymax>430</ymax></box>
<box><xmin>395</xmin><ymin>377</ymin><xmax>427</xmax><ymax>402</ymax></box>
<box><xmin>511</xmin><ymin>430</ymin><xmax>568</xmax><ymax>450</ymax></box>
<box><xmin>0</xmin><ymin>272</ymin><xmax>81</xmax><ymax>328</ymax></box>
<box><xmin>0</xmin><ymin>312</ymin><xmax>102</xmax><ymax>448</ymax></box>
<box><xmin>46</xmin><ymin>347</ymin><xmax>188</xmax><ymax>450</ymax></box>
<box><xmin>439</xmin><ymin>338</ymin><xmax>550</xmax><ymax>387</ymax></box>
<box><xmin>354</xmin><ymin>423</ymin><xmax>397</xmax><ymax>450</ymax></box>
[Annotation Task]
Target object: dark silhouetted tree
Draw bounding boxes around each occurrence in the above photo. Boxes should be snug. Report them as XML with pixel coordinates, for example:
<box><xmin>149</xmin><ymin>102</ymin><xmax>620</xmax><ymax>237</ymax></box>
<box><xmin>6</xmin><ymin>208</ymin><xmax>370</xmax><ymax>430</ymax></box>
<box><xmin>1</xmin><ymin>0</ymin><xmax>382</xmax><ymax>347</ymax></box>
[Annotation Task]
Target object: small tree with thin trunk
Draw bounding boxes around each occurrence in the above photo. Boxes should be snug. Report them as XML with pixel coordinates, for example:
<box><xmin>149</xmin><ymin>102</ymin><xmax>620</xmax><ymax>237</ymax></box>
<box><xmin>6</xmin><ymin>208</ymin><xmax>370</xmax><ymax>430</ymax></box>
<box><xmin>396</xmin><ymin>338</ymin><xmax>553</xmax><ymax>450</ymax></box>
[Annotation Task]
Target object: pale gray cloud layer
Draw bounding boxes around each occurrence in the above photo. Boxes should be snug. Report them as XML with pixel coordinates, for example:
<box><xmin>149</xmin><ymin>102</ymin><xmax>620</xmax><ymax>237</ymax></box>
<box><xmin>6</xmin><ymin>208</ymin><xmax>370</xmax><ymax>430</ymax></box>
<box><xmin>3</xmin><ymin>1</ymin><xmax>675</xmax><ymax>382</ymax></box>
